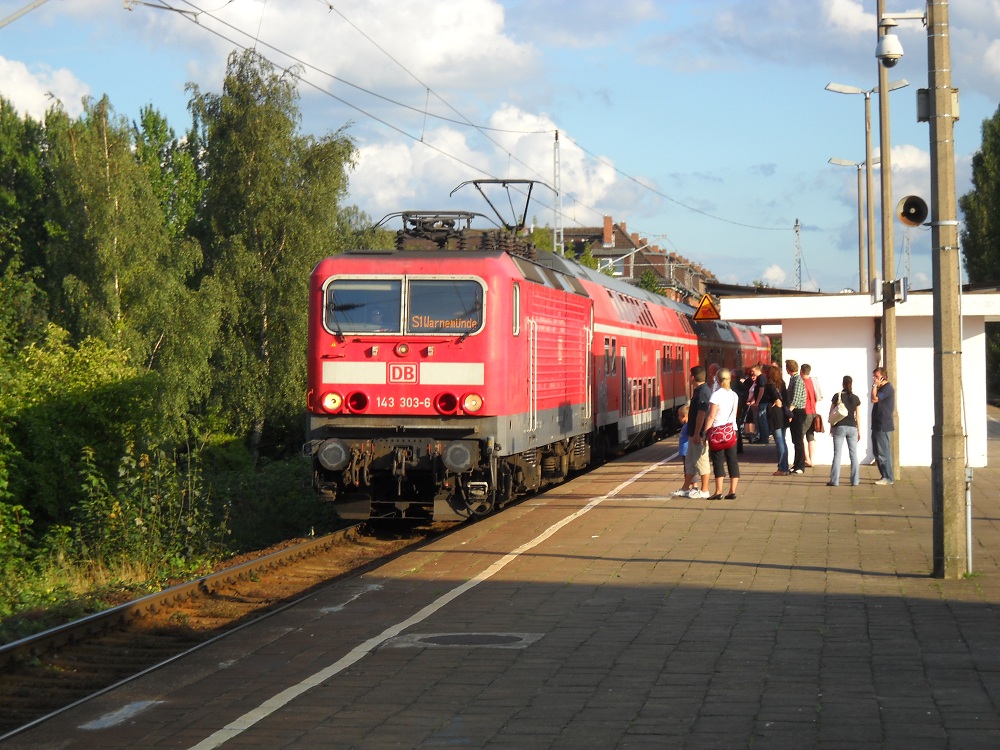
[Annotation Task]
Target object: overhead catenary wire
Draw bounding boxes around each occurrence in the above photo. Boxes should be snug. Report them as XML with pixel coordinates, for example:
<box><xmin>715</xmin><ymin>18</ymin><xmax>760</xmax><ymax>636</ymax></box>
<box><xmin>140</xmin><ymin>0</ymin><xmax>796</xmax><ymax>266</ymax></box>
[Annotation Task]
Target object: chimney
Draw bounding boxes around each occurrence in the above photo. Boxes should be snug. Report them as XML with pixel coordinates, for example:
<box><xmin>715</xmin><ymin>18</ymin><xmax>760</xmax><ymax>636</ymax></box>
<box><xmin>602</xmin><ymin>216</ymin><xmax>613</xmax><ymax>247</ymax></box>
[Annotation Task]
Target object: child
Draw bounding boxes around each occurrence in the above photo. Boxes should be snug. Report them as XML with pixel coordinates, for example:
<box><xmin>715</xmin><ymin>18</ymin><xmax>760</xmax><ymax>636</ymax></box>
<box><xmin>678</xmin><ymin>403</ymin><xmax>690</xmax><ymax>458</ymax></box>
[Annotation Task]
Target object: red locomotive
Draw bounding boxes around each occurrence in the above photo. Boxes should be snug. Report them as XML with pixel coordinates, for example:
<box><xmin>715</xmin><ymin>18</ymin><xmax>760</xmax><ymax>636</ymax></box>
<box><xmin>304</xmin><ymin>181</ymin><xmax>770</xmax><ymax>520</ymax></box>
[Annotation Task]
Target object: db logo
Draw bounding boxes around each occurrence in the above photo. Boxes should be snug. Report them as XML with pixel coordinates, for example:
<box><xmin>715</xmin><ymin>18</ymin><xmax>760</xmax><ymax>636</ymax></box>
<box><xmin>388</xmin><ymin>363</ymin><xmax>418</xmax><ymax>384</ymax></box>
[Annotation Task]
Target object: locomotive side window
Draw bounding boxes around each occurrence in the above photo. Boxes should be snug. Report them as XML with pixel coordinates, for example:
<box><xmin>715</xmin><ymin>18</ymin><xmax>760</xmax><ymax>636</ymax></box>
<box><xmin>407</xmin><ymin>279</ymin><xmax>484</xmax><ymax>335</ymax></box>
<box><xmin>512</xmin><ymin>283</ymin><xmax>520</xmax><ymax>336</ymax></box>
<box><xmin>326</xmin><ymin>279</ymin><xmax>402</xmax><ymax>333</ymax></box>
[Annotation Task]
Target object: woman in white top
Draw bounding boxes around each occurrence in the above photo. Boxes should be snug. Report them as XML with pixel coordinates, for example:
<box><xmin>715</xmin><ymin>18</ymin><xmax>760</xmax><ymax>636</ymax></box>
<box><xmin>704</xmin><ymin>368</ymin><xmax>741</xmax><ymax>499</ymax></box>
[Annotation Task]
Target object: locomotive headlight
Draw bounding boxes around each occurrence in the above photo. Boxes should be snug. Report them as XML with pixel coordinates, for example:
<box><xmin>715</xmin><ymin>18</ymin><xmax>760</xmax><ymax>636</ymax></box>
<box><xmin>394</xmin><ymin>342</ymin><xmax>410</xmax><ymax>357</ymax></box>
<box><xmin>442</xmin><ymin>440</ymin><xmax>476</xmax><ymax>472</ymax></box>
<box><xmin>317</xmin><ymin>438</ymin><xmax>350</xmax><ymax>471</ymax></box>
<box><xmin>321</xmin><ymin>391</ymin><xmax>343</xmax><ymax>412</ymax></box>
<box><xmin>461</xmin><ymin>392</ymin><xmax>484</xmax><ymax>413</ymax></box>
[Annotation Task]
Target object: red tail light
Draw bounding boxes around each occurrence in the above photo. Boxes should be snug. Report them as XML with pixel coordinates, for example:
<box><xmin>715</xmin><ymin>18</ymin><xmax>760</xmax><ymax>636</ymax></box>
<box><xmin>346</xmin><ymin>391</ymin><xmax>369</xmax><ymax>412</ymax></box>
<box><xmin>435</xmin><ymin>392</ymin><xmax>458</xmax><ymax>414</ymax></box>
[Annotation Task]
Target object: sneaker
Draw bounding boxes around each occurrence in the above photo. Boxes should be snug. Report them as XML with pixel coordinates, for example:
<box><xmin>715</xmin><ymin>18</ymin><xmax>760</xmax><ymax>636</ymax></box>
<box><xmin>671</xmin><ymin>488</ymin><xmax>691</xmax><ymax>497</ymax></box>
<box><xmin>791</xmin><ymin>469</ymin><xmax>804</xmax><ymax>475</ymax></box>
<box><xmin>875</xmin><ymin>478</ymin><xmax>893</xmax><ymax>485</ymax></box>
<box><xmin>688</xmin><ymin>489</ymin><xmax>709</xmax><ymax>499</ymax></box>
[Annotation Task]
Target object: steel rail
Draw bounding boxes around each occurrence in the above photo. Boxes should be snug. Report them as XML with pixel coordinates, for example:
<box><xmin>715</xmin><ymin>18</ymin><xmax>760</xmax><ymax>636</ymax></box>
<box><xmin>0</xmin><ymin>525</ymin><xmax>362</xmax><ymax>669</ymax></box>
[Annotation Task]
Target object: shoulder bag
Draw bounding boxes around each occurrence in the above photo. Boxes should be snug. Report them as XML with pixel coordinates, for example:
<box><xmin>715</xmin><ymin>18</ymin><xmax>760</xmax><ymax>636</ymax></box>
<box><xmin>828</xmin><ymin>392</ymin><xmax>849</xmax><ymax>426</ymax></box>
<box><xmin>707</xmin><ymin>396</ymin><xmax>738</xmax><ymax>450</ymax></box>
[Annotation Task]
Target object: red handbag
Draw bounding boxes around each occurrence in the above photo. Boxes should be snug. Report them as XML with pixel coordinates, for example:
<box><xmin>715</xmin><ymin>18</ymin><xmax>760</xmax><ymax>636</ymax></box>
<box><xmin>707</xmin><ymin>422</ymin><xmax>737</xmax><ymax>450</ymax></box>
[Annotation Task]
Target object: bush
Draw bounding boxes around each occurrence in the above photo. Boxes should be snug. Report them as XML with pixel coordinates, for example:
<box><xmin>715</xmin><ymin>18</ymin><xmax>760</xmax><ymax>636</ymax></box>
<box><xmin>73</xmin><ymin>443</ymin><xmax>229</xmax><ymax>575</ymax></box>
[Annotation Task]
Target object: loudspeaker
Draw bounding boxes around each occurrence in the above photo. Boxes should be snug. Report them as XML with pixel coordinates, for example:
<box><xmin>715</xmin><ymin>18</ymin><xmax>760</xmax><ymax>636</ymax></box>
<box><xmin>896</xmin><ymin>195</ymin><xmax>928</xmax><ymax>226</ymax></box>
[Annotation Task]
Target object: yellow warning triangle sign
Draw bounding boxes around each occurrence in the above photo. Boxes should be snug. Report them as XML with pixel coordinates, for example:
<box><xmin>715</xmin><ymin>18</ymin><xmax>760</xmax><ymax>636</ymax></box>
<box><xmin>693</xmin><ymin>293</ymin><xmax>721</xmax><ymax>321</ymax></box>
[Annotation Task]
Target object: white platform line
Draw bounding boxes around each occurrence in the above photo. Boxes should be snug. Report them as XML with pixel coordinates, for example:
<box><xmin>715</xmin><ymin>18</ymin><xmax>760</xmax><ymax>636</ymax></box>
<box><xmin>188</xmin><ymin>455</ymin><xmax>672</xmax><ymax>749</ymax></box>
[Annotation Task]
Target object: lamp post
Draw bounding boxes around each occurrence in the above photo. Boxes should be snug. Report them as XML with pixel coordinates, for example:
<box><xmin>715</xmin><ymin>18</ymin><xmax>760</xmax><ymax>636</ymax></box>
<box><xmin>825</xmin><ymin>80</ymin><xmax>908</xmax><ymax>293</ymax></box>
<box><xmin>874</xmin><ymin>1</ymin><xmax>903</xmax><ymax>490</ymax></box>
<box><xmin>876</xmin><ymin>0</ymin><xmax>966</xmax><ymax>577</ymax></box>
<box><xmin>829</xmin><ymin>158</ymin><xmax>869</xmax><ymax>291</ymax></box>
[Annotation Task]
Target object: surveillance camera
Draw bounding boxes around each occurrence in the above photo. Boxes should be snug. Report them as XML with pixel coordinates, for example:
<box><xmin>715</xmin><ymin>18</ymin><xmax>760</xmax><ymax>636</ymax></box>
<box><xmin>876</xmin><ymin>33</ymin><xmax>904</xmax><ymax>67</ymax></box>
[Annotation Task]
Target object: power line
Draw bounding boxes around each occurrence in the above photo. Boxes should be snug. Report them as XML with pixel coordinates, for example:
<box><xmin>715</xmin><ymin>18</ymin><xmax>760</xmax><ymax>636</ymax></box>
<box><xmin>142</xmin><ymin>0</ymin><xmax>793</xmax><ymax>246</ymax></box>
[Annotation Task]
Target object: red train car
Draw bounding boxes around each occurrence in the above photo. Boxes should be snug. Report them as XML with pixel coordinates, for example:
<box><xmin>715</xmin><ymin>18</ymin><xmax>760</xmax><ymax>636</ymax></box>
<box><xmin>304</xmin><ymin>182</ymin><xmax>770</xmax><ymax>521</ymax></box>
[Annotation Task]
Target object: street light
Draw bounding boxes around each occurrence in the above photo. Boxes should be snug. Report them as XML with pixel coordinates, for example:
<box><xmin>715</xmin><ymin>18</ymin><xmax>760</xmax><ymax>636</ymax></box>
<box><xmin>875</xmin><ymin>1</ymin><xmax>965</xmax><ymax>578</ymax></box>
<box><xmin>825</xmin><ymin>79</ymin><xmax>908</xmax><ymax>293</ymax></box>
<box><xmin>829</xmin><ymin>157</ymin><xmax>880</xmax><ymax>291</ymax></box>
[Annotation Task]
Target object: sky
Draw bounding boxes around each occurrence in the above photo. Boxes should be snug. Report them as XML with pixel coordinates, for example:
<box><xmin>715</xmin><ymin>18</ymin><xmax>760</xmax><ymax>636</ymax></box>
<box><xmin>1</xmin><ymin>0</ymin><xmax>999</xmax><ymax>294</ymax></box>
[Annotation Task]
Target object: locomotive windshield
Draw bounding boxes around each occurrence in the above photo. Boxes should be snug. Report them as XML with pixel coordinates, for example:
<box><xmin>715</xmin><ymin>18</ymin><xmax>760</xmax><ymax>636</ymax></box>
<box><xmin>408</xmin><ymin>280</ymin><xmax>483</xmax><ymax>334</ymax></box>
<box><xmin>325</xmin><ymin>277</ymin><xmax>484</xmax><ymax>336</ymax></box>
<box><xmin>326</xmin><ymin>279</ymin><xmax>403</xmax><ymax>333</ymax></box>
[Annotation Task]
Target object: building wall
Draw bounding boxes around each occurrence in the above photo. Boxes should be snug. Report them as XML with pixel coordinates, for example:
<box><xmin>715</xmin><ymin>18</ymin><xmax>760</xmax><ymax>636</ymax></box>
<box><xmin>774</xmin><ymin>312</ymin><xmax>988</xmax><ymax>468</ymax></box>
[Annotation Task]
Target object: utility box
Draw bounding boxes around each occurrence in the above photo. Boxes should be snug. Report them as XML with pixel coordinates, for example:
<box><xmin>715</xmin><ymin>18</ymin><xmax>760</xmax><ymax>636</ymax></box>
<box><xmin>917</xmin><ymin>88</ymin><xmax>960</xmax><ymax>122</ymax></box>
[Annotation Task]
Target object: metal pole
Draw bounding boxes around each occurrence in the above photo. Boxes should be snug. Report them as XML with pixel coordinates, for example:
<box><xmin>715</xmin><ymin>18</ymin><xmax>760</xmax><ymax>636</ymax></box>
<box><xmin>864</xmin><ymin>93</ymin><xmax>876</xmax><ymax>294</ymax></box>
<box><xmin>876</xmin><ymin>0</ymin><xmax>899</xmax><ymax>482</ymax></box>
<box><xmin>926</xmin><ymin>0</ymin><xmax>967</xmax><ymax>577</ymax></box>
<box><xmin>855</xmin><ymin>164</ymin><xmax>865</xmax><ymax>290</ymax></box>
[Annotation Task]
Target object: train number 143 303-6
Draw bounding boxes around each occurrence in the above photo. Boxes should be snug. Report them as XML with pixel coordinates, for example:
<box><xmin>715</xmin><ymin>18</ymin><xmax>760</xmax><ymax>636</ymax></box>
<box><xmin>376</xmin><ymin>396</ymin><xmax>432</xmax><ymax>409</ymax></box>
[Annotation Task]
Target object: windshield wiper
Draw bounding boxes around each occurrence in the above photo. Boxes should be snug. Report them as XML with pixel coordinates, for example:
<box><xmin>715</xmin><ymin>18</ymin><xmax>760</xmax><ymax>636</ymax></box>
<box><xmin>328</xmin><ymin>301</ymin><xmax>362</xmax><ymax>338</ymax></box>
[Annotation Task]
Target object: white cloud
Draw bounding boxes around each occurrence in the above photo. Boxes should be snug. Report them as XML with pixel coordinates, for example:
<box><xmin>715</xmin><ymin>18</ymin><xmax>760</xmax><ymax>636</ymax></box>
<box><xmin>823</xmin><ymin>0</ymin><xmax>871</xmax><ymax>35</ymax></box>
<box><xmin>0</xmin><ymin>57</ymin><xmax>89</xmax><ymax>119</ymax></box>
<box><xmin>762</xmin><ymin>264</ymin><xmax>788</xmax><ymax>286</ymax></box>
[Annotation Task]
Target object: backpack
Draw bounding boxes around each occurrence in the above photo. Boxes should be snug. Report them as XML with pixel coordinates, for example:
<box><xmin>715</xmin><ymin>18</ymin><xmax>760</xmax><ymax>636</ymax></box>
<box><xmin>829</xmin><ymin>392</ymin><xmax>849</xmax><ymax>426</ymax></box>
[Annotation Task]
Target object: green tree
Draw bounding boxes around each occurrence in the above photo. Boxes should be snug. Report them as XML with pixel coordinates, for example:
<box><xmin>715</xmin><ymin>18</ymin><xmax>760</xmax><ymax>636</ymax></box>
<box><xmin>189</xmin><ymin>50</ymin><xmax>356</xmax><ymax>458</ymax></box>
<box><xmin>576</xmin><ymin>244</ymin><xmax>600</xmax><ymax>270</ymax></box>
<box><xmin>959</xmin><ymin>103</ymin><xmax>1000</xmax><ymax>399</ymax></box>
<box><xmin>133</xmin><ymin>105</ymin><xmax>202</xmax><ymax>243</ymax></box>
<box><xmin>43</xmin><ymin>98</ymin><xmax>219</xmax><ymax>434</ymax></box>
<box><xmin>638</xmin><ymin>269</ymin><xmax>665</xmax><ymax>295</ymax></box>
<box><xmin>529</xmin><ymin>221</ymin><xmax>555</xmax><ymax>254</ymax></box>
<box><xmin>0</xmin><ymin>98</ymin><xmax>47</xmax><ymax>273</ymax></box>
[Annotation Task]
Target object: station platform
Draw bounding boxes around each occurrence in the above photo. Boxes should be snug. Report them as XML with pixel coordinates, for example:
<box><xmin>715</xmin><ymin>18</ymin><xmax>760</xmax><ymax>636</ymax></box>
<box><xmin>7</xmin><ymin>418</ymin><xmax>1000</xmax><ymax>749</ymax></box>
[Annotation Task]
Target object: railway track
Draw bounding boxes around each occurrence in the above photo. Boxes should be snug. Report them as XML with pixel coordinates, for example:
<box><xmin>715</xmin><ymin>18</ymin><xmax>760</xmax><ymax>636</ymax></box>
<box><xmin>0</xmin><ymin>520</ymin><xmax>451</xmax><ymax>739</ymax></box>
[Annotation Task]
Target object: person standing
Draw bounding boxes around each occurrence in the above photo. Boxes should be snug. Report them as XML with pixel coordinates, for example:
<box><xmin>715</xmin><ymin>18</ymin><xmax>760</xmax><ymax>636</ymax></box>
<box><xmin>704</xmin><ymin>368</ymin><xmax>741</xmax><ymax>499</ymax></box>
<box><xmin>786</xmin><ymin>359</ymin><xmax>808</xmax><ymax>474</ymax></box>
<box><xmin>827</xmin><ymin>376</ymin><xmax>862</xmax><ymax>487</ymax></box>
<box><xmin>801</xmin><ymin>363</ymin><xmax>823</xmax><ymax>467</ymax></box>
<box><xmin>871</xmin><ymin>367</ymin><xmax>895</xmax><ymax>485</ymax></box>
<box><xmin>671</xmin><ymin>366</ymin><xmax>712</xmax><ymax>499</ymax></box>
<box><xmin>751</xmin><ymin>364</ymin><xmax>770</xmax><ymax>444</ymax></box>
<box><xmin>763</xmin><ymin>365</ymin><xmax>790</xmax><ymax>475</ymax></box>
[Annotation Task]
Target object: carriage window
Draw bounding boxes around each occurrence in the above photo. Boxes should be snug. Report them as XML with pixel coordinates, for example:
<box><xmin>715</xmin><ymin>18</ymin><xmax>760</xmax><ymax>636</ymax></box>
<box><xmin>326</xmin><ymin>279</ymin><xmax>402</xmax><ymax>333</ymax></box>
<box><xmin>407</xmin><ymin>279</ymin><xmax>484</xmax><ymax>335</ymax></box>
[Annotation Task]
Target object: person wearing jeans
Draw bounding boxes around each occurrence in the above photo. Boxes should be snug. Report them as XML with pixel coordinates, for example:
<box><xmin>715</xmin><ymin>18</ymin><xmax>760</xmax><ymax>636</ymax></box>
<box><xmin>828</xmin><ymin>375</ymin><xmax>862</xmax><ymax>486</ymax></box>
<box><xmin>871</xmin><ymin>367</ymin><xmax>896</xmax><ymax>485</ymax></box>
<box><xmin>763</xmin><ymin>364</ymin><xmax>789</xmax><ymax>475</ymax></box>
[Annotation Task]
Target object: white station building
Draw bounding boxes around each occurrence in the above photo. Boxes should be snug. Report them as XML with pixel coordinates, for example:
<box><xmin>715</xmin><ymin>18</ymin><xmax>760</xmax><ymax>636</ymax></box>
<box><xmin>720</xmin><ymin>288</ymin><xmax>1000</xmax><ymax>469</ymax></box>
